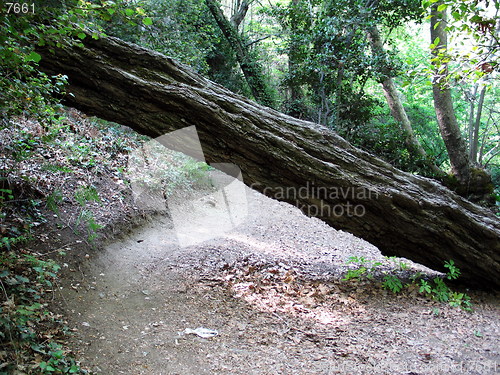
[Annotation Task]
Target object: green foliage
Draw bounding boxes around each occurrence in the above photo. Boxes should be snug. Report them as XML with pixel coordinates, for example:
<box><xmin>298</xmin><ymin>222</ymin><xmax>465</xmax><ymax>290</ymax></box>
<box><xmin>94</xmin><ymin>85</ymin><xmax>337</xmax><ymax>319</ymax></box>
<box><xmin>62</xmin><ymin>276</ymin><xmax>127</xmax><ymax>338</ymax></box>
<box><xmin>423</xmin><ymin>0</ymin><xmax>499</xmax><ymax>83</ymax></box>
<box><xmin>64</xmin><ymin>138</ymin><xmax>99</xmax><ymax>169</ymax></box>
<box><xmin>418</xmin><ymin>277</ymin><xmax>472</xmax><ymax>310</ymax></box>
<box><xmin>338</xmin><ymin>111</ymin><xmax>416</xmax><ymax>169</ymax></box>
<box><xmin>46</xmin><ymin>189</ymin><xmax>64</xmax><ymax>214</ymax></box>
<box><xmin>382</xmin><ymin>274</ymin><xmax>404</xmax><ymax>293</ymax></box>
<box><xmin>128</xmin><ymin>140</ymin><xmax>215</xmax><ymax>200</ymax></box>
<box><xmin>444</xmin><ymin>259</ymin><xmax>461</xmax><ymax>280</ymax></box>
<box><xmin>419</xmin><ymin>279</ymin><xmax>432</xmax><ymax>294</ymax></box>
<box><xmin>74</xmin><ymin>186</ymin><xmax>100</xmax><ymax>206</ymax></box>
<box><xmin>0</xmin><ymin>252</ymin><xmax>86</xmax><ymax>374</ymax></box>
<box><xmin>0</xmin><ymin>9</ymin><xmax>65</xmax><ymax>121</ymax></box>
<box><xmin>0</xmin><ymin>192</ymin><xmax>41</xmax><ymax>251</ymax></box>
<box><xmin>266</xmin><ymin>0</ymin><xmax>423</xmax><ymax>125</ymax></box>
<box><xmin>101</xmin><ymin>0</ymin><xmax>218</xmax><ymax>74</ymax></box>
<box><xmin>0</xmin><ymin>0</ymin><xmax>148</xmax><ymax>125</ymax></box>
<box><xmin>342</xmin><ymin>256</ymin><xmax>382</xmax><ymax>280</ymax></box>
<box><xmin>180</xmin><ymin>159</ymin><xmax>214</xmax><ymax>188</ymax></box>
<box><xmin>6</xmin><ymin>130</ymin><xmax>41</xmax><ymax>161</ymax></box>
<box><xmin>73</xmin><ymin>186</ymin><xmax>102</xmax><ymax>242</ymax></box>
<box><xmin>386</xmin><ymin>256</ymin><xmax>409</xmax><ymax>271</ymax></box>
<box><xmin>75</xmin><ymin>209</ymin><xmax>103</xmax><ymax>243</ymax></box>
<box><xmin>342</xmin><ymin>267</ymin><xmax>368</xmax><ymax>281</ymax></box>
<box><xmin>42</xmin><ymin>164</ymin><xmax>74</xmax><ymax>174</ymax></box>
<box><xmin>0</xmin><ymin>188</ymin><xmax>14</xmax><ymax>202</ymax></box>
<box><xmin>343</xmin><ymin>257</ymin><xmax>473</xmax><ymax>310</ymax></box>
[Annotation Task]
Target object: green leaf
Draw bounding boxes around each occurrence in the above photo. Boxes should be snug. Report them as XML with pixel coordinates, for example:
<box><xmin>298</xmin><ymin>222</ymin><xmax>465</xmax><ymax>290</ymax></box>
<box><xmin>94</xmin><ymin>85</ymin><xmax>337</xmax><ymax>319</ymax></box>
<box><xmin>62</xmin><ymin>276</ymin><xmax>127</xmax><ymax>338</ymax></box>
<box><xmin>52</xmin><ymin>349</ymin><xmax>64</xmax><ymax>359</ymax></box>
<box><xmin>470</xmin><ymin>15</ymin><xmax>482</xmax><ymax>23</ymax></box>
<box><xmin>107</xmin><ymin>8</ymin><xmax>115</xmax><ymax>15</ymax></box>
<box><xmin>77</xmin><ymin>32</ymin><xmax>86</xmax><ymax>40</ymax></box>
<box><xmin>25</xmin><ymin>51</ymin><xmax>41</xmax><ymax>63</ymax></box>
<box><xmin>125</xmin><ymin>8</ymin><xmax>134</xmax><ymax>16</ymax></box>
<box><xmin>437</xmin><ymin>3</ymin><xmax>447</xmax><ymax>12</ymax></box>
<box><xmin>15</xmin><ymin>275</ymin><xmax>30</xmax><ymax>283</ymax></box>
<box><xmin>143</xmin><ymin>17</ymin><xmax>153</xmax><ymax>26</ymax></box>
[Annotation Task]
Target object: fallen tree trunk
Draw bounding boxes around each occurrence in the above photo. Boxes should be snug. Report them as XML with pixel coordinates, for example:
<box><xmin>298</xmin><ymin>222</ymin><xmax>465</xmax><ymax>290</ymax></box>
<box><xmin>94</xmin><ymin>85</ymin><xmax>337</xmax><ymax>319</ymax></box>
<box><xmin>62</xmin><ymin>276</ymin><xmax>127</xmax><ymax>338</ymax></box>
<box><xmin>38</xmin><ymin>36</ymin><xmax>500</xmax><ymax>289</ymax></box>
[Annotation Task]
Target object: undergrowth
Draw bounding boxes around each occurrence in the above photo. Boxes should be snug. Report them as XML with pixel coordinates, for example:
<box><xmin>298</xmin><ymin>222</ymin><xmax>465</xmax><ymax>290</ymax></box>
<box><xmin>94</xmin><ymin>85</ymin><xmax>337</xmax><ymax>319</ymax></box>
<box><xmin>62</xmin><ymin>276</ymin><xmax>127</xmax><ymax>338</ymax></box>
<box><xmin>342</xmin><ymin>256</ymin><xmax>473</xmax><ymax>311</ymax></box>
<box><xmin>0</xmin><ymin>251</ymin><xmax>87</xmax><ymax>374</ymax></box>
<box><xmin>0</xmin><ymin>183</ymin><xmax>87</xmax><ymax>373</ymax></box>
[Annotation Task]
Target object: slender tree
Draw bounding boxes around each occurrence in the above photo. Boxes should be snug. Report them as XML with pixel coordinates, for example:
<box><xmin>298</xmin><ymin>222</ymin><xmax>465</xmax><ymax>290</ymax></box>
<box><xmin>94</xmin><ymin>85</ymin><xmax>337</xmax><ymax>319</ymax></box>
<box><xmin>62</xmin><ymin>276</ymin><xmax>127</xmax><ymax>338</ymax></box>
<box><xmin>286</xmin><ymin>0</ymin><xmax>307</xmax><ymax>119</ymax></box>
<box><xmin>430</xmin><ymin>3</ymin><xmax>473</xmax><ymax>185</ymax></box>
<box><xmin>469</xmin><ymin>84</ymin><xmax>487</xmax><ymax>164</ymax></box>
<box><xmin>367</xmin><ymin>25</ymin><xmax>443</xmax><ymax>175</ymax></box>
<box><xmin>230</xmin><ymin>0</ymin><xmax>250</xmax><ymax>28</ymax></box>
<box><xmin>205</xmin><ymin>0</ymin><xmax>275</xmax><ymax>108</ymax></box>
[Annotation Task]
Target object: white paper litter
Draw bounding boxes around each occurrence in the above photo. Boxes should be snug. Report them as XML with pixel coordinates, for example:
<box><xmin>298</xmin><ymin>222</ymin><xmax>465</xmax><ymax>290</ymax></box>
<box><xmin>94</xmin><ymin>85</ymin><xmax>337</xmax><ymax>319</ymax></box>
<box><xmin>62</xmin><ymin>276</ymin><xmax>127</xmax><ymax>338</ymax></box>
<box><xmin>182</xmin><ymin>327</ymin><xmax>218</xmax><ymax>338</ymax></box>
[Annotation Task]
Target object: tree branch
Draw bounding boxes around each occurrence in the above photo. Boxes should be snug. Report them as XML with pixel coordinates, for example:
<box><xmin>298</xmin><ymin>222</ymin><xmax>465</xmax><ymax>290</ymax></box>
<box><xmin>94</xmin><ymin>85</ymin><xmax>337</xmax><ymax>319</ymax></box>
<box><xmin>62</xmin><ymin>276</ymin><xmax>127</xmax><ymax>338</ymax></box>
<box><xmin>245</xmin><ymin>35</ymin><xmax>271</xmax><ymax>47</ymax></box>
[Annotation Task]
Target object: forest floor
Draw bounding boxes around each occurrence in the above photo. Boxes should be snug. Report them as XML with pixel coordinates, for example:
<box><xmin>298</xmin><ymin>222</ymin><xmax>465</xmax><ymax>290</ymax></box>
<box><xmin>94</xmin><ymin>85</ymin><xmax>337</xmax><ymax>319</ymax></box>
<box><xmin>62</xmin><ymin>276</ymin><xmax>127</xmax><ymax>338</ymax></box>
<box><xmin>2</xmin><ymin>111</ymin><xmax>499</xmax><ymax>375</ymax></box>
<box><xmin>55</xmin><ymin>182</ymin><xmax>500</xmax><ymax>375</ymax></box>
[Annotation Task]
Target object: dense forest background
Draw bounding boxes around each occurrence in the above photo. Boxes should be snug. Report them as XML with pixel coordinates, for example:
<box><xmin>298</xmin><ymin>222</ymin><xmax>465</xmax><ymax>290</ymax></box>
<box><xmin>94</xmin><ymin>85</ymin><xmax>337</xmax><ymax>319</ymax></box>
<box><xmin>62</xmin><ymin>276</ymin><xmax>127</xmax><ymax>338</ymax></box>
<box><xmin>1</xmin><ymin>0</ymin><xmax>499</xmax><ymax>202</ymax></box>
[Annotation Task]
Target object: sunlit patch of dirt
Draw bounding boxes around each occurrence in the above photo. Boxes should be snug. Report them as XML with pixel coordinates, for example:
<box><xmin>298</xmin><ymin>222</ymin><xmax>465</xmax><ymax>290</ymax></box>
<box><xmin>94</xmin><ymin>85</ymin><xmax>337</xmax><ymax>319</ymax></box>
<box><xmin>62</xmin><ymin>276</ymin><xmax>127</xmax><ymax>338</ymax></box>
<box><xmin>223</xmin><ymin>260</ymin><xmax>366</xmax><ymax>327</ymax></box>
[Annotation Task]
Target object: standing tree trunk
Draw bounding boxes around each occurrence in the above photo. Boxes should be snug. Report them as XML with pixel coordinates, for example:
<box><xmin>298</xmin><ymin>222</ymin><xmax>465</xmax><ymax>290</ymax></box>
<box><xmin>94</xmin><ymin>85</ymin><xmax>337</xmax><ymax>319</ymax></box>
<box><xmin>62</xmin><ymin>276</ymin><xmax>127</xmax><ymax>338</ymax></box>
<box><xmin>230</xmin><ymin>0</ymin><xmax>250</xmax><ymax>28</ymax></box>
<box><xmin>470</xmin><ymin>85</ymin><xmax>486</xmax><ymax>164</ymax></box>
<box><xmin>467</xmin><ymin>84</ymin><xmax>478</xmax><ymax>161</ymax></box>
<box><xmin>205</xmin><ymin>0</ymin><xmax>275</xmax><ymax>108</ymax></box>
<box><xmin>430</xmin><ymin>4</ymin><xmax>472</xmax><ymax>185</ymax></box>
<box><xmin>37</xmin><ymin>35</ymin><xmax>500</xmax><ymax>289</ymax></box>
<box><xmin>367</xmin><ymin>25</ymin><xmax>442</xmax><ymax>176</ymax></box>
<box><xmin>286</xmin><ymin>0</ymin><xmax>307</xmax><ymax>119</ymax></box>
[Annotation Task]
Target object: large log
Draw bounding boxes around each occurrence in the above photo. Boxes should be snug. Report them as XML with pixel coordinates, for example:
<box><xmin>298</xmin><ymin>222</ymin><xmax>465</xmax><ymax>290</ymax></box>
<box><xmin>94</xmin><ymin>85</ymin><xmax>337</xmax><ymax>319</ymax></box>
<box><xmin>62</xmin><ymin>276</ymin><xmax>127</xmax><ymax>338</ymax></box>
<box><xmin>38</xmin><ymin>36</ymin><xmax>500</xmax><ymax>289</ymax></box>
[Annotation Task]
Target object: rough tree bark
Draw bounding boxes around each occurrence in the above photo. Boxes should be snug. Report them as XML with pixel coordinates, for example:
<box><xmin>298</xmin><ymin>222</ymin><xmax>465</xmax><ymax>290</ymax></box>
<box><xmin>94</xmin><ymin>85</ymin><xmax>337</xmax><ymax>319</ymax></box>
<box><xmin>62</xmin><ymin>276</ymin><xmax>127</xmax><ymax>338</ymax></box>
<box><xmin>37</xmin><ymin>36</ymin><xmax>500</xmax><ymax>289</ymax></box>
<box><xmin>205</xmin><ymin>0</ymin><xmax>275</xmax><ymax>108</ymax></box>
<box><xmin>430</xmin><ymin>5</ymin><xmax>473</xmax><ymax>184</ymax></box>
<box><xmin>367</xmin><ymin>25</ymin><xmax>443</xmax><ymax>176</ymax></box>
<box><xmin>430</xmin><ymin>4</ymin><xmax>494</xmax><ymax>200</ymax></box>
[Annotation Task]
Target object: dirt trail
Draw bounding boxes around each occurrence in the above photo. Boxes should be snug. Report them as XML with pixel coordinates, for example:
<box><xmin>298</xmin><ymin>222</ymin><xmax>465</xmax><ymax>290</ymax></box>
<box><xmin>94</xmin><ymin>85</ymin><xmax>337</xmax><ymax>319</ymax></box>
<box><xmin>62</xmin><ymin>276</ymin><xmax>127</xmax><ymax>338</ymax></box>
<box><xmin>58</xmin><ymin>184</ymin><xmax>499</xmax><ymax>375</ymax></box>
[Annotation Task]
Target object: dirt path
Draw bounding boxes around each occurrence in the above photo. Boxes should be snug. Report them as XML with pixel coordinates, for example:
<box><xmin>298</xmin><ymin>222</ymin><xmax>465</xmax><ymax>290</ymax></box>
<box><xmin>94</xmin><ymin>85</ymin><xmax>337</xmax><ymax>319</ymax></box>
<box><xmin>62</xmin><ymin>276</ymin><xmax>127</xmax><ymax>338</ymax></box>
<box><xmin>58</xmin><ymin>184</ymin><xmax>499</xmax><ymax>375</ymax></box>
